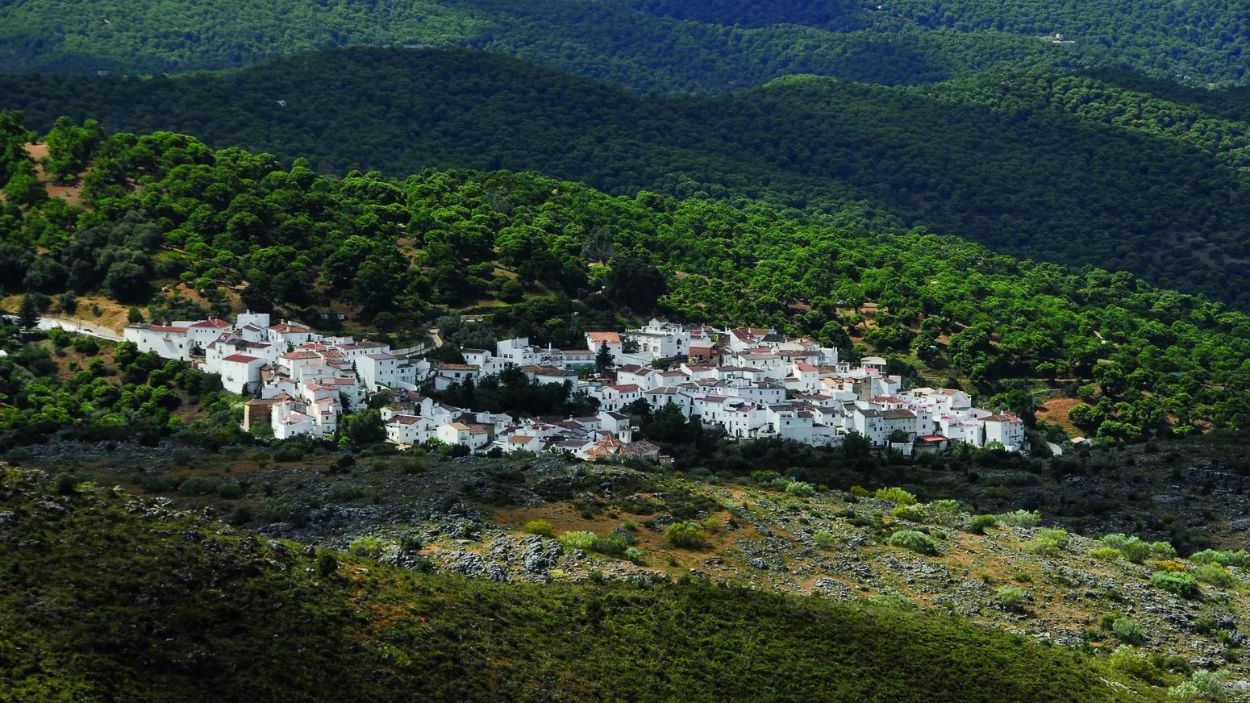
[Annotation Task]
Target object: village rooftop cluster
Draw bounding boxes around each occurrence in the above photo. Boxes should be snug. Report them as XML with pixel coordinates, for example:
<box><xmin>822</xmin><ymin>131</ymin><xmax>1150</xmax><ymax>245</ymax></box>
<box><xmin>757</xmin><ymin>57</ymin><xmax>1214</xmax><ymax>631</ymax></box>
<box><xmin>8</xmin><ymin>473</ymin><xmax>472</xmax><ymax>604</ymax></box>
<box><xmin>123</xmin><ymin>315</ymin><xmax>1026</xmax><ymax>458</ymax></box>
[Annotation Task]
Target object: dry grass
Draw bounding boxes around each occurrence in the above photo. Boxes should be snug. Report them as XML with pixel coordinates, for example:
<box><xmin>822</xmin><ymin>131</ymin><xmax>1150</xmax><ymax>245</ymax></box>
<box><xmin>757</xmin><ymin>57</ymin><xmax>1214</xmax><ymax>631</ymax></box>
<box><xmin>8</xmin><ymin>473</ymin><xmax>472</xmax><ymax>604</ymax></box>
<box><xmin>1036</xmin><ymin>397</ymin><xmax>1084</xmax><ymax>437</ymax></box>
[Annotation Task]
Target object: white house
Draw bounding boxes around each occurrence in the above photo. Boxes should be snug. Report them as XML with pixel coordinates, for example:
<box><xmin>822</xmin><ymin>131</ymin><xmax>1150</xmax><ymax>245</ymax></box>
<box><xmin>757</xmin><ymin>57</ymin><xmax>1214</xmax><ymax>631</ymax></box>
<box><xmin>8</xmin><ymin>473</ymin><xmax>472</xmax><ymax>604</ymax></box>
<box><xmin>268</xmin><ymin>322</ymin><xmax>318</xmax><ymax>348</ymax></box>
<box><xmin>437</xmin><ymin>422</ymin><xmax>492</xmax><ymax>449</ymax></box>
<box><xmin>624</xmin><ymin>318</ymin><xmax>690</xmax><ymax>360</ymax></box>
<box><xmin>386</xmin><ymin>414</ymin><xmax>437</xmax><ymax>447</ymax></box>
<box><xmin>183</xmin><ymin>318</ymin><xmax>232</xmax><ymax>352</ymax></box>
<box><xmin>357</xmin><ymin>352</ymin><xmax>417</xmax><ymax>392</ymax></box>
<box><xmin>124</xmin><ymin>323</ymin><xmax>191</xmax><ymax>360</ymax></box>
<box><xmin>593</xmin><ymin>383</ymin><xmax>641</xmax><ymax>412</ymax></box>
<box><xmin>586</xmin><ymin>331</ymin><xmax>623</xmax><ymax>362</ymax></box>
<box><xmin>984</xmin><ymin>413</ymin><xmax>1027</xmax><ymax>451</ymax></box>
<box><xmin>219</xmin><ymin>353</ymin><xmax>266</xmax><ymax>395</ymax></box>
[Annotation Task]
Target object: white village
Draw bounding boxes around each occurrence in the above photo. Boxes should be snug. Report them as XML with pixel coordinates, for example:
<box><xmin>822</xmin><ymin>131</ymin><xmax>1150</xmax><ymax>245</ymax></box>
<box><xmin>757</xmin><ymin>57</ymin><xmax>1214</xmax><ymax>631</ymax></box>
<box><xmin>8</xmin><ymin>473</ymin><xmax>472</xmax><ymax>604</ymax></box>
<box><xmin>124</xmin><ymin>314</ymin><xmax>1027</xmax><ymax>459</ymax></box>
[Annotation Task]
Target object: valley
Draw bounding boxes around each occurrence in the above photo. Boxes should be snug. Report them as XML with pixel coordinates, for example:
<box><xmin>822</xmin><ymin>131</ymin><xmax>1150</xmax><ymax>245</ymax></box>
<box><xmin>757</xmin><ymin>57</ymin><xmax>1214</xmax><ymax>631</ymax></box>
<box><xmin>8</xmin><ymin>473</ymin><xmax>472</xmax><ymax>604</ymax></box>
<box><xmin>3</xmin><ymin>3</ymin><xmax>1250</xmax><ymax>700</ymax></box>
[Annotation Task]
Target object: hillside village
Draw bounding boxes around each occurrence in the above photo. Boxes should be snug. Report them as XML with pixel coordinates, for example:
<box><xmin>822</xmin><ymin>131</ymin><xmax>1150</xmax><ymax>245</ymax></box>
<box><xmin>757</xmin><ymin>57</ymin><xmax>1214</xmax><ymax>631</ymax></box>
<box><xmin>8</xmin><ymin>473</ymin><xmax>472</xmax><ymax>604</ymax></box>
<box><xmin>124</xmin><ymin>315</ymin><xmax>1026</xmax><ymax>458</ymax></box>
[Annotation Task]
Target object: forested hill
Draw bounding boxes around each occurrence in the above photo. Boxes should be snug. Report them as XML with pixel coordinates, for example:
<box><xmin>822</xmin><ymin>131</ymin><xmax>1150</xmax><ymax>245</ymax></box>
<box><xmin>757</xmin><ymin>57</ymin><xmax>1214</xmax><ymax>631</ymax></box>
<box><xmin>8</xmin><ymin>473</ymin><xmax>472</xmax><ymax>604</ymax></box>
<box><xmin>1</xmin><ymin>0</ymin><xmax>1248</xmax><ymax>90</ymax></box>
<box><xmin>4</xmin><ymin>49</ymin><xmax>1250</xmax><ymax>308</ymax></box>
<box><xmin>2</xmin><ymin>115</ymin><xmax>1249</xmax><ymax>445</ymax></box>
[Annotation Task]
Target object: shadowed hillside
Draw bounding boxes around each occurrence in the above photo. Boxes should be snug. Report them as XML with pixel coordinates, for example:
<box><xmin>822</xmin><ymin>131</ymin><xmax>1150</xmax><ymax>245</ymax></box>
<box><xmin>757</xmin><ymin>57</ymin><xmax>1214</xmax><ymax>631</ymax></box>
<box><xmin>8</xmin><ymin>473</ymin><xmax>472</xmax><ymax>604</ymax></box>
<box><xmin>4</xmin><ymin>49</ymin><xmax>1250</xmax><ymax>306</ymax></box>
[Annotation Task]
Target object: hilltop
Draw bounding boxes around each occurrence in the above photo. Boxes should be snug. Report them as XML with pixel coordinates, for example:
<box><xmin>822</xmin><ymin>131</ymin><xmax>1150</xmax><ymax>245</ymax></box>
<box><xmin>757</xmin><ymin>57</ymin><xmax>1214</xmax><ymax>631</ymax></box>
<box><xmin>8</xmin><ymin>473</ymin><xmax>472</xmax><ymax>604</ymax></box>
<box><xmin>0</xmin><ymin>465</ymin><xmax>1167</xmax><ymax>702</ymax></box>
<box><xmin>0</xmin><ymin>0</ymin><xmax>1247</xmax><ymax>91</ymax></box>
<box><xmin>4</xmin><ymin>51</ymin><xmax>1250</xmax><ymax>306</ymax></box>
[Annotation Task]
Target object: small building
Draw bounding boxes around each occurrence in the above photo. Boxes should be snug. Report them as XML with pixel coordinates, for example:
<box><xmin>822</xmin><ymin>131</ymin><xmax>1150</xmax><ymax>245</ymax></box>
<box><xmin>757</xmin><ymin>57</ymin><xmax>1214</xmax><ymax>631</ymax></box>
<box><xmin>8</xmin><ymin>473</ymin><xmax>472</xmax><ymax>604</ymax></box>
<box><xmin>219</xmin><ymin>353</ymin><xmax>266</xmax><ymax>395</ymax></box>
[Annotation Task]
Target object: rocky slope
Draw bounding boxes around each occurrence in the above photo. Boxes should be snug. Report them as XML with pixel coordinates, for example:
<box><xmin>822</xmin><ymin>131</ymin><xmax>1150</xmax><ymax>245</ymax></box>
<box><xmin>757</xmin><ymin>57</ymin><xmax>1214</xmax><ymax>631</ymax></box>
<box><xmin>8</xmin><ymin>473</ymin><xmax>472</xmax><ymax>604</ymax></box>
<box><xmin>15</xmin><ymin>435</ymin><xmax>1250</xmax><ymax>694</ymax></box>
<box><xmin>0</xmin><ymin>463</ymin><xmax>1163</xmax><ymax>702</ymax></box>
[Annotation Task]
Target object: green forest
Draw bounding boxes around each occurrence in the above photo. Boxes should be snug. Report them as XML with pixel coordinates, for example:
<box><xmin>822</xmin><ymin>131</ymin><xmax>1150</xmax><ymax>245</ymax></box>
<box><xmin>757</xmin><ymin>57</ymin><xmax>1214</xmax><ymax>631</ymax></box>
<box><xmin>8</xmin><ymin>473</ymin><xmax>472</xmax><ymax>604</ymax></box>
<box><xmin>3</xmin><ymin>49</ymin><xmax>1250</xmax><ymax>307</ymax></box>
<box><xmin>2</xmin><ymin>113</ymin><xmax>1249</xmax><ymax>446</ymax></box>
<box><xmin>2</xmin><ymin>0</ymin><xmax>1248</xmax><ymax>91</ymax></box>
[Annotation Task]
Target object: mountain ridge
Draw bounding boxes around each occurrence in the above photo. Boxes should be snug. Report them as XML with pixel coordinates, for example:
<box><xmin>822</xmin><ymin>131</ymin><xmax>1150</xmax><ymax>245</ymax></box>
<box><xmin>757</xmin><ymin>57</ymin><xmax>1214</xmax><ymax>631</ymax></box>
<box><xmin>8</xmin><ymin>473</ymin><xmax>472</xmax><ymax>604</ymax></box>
<box><xmin>3</xmin><ymin>48</ymin><xmax>1250</xmax><ymax>306</ymax></box>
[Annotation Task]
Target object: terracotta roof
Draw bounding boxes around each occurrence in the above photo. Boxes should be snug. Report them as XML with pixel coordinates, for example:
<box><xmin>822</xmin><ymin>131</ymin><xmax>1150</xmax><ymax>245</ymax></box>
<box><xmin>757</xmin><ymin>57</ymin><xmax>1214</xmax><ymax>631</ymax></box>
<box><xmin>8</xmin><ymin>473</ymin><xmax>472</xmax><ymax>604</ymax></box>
<box><xmin>607</xmin><ymin>384</ymin><xmax>640</xmax><ymax>393</ymax></box>
<box><xmin>221</xmin><ymin>353</ymin><xmax>260</xmax><ymax>363</ymax></box>
<box><xmin>189</xmin><ymin>318</ymin><xmax>231</xmax><ymax>329</ymax></box>
<box><xmin>271</xmin><ymin>323</ymin><xmax>312</xmax><ymax>333</ymax></box>
<box><xmin>587</xmin><ymin>331</ymin><xmax>621</xmax><ymax>345</ymax></box>
<box><xmin>438</xmin><ymin>363</ymin><xmax>479</xmax><ymax>371</ymax></box>
<box><xmin>618</xmin><ymin>440</ymin><xmax>661</xmax><ymax>456</ymax></box>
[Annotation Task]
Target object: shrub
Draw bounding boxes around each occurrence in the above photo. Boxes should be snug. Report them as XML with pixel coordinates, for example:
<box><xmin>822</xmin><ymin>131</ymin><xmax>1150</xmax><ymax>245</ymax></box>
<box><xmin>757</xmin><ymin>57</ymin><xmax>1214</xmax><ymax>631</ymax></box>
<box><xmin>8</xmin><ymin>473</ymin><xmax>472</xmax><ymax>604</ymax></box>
<box><xmin>867</xmin><ymin>593</ymin><xmax>917</xmax><ymax>611</ymax></box>
<box><xmin>71</xmin><ymin>336</ymin><xmax>98</xmax><ymax>355</ymax></box>
<box><xmin>875</xmin><ymin>487</ymin><xmax>917</xmax><ymax>505</ymax></box>
<box><xmin>1112</xmin><ymin>617</ymin><xmax>1145</xmax><ymax>644</ymax></box>
<box><xmin>216</xmin><ymin>481</ymin><xmax>245</xmax><ymax>499</ymax></box>
<box><xmin>316</xmin><ymin>553</ymin><xmax>338</xmax><ymax>577</ymax></box>
<box><xmin>1193</xmin><ymin>563</ymin><xmax>1237</xmax><ymax>589</ymax></box>
<box><xmin>327</xmin><ymin>483</ymin><xmax>368</xmax><ymax>502</ymax></box>
<box><xmin>1150</xmin><ymin>541</ymin><xmax>1177</xmax><ymax>559</ymax></box>
<box><xmin>1109</xmin><ymin>645</ymin><xmax>1166</xmax><ymax>685</ymax></box>
<box><xmin>1089</xmin><ymin>546</ymin><xmax>1122</xmax><ymax>561</ymax></box>
<box><xmin>969</xmin><ymin>514</ymin><xmax>998</xmax><ymax>534</ymax></box>
<box><xmin>996</xmin><ymin>586</ymin><xmax>1027</xmax><ymax>611</ymax></box>
<box><xmin>349</xmin><ymin>535</ymin><xmax>387</xmax><ymax>559</ymax></box>
<box><xmin>230</xmin><ymin>504</ymin><xmax>253</xmax><ymax>526</ymax></box>
<box><xmin>995</xmin><ymin>509</ymin><xmax>1041</xmax><ymax>527</ymax></box>
<box><xmin>1152</xmin><ymin>571</ymin><xmax>1200</xmax><ymax>599</ymax></box>
<box><xmin>55</xmin><ymin>473</ymin><xmax>78</xmax><ymax>495</ymax></box>
<box><xmin>848</xmin><ymin>485</ymin><xmax>870</xmax><ymax>498</ymax></box>
<box><xmin>273</xmin><ymin>445</ymin><xmax>305</xmax><ymax>462</ymax></box>
<box><xmin>558</xmin><ymin>531</ymin><xmax>598</xmax><ymax>551</ymax></box>
<box><xmin>888</xmin><ymin>529</ymin><xmax>939</xmax><ymax>556</ymax></box>
<box><xmin>664</xmin><ymin>522</ymin><xmax>709</xmax><ymax>550</ymax></box>
<box><xmin>784</xmin><ymin>480</ymin><xmax>815</xmax><ymax>497</ymax></box>
<box><xmin>624</xmin><ymin>546</ymin><xmax>643</xmax><ymax>563</ymax></box>
<box><xmin>1168</xmin><ymin>670</ymin><xmax>1230</xmax><ymax>703</ymax></box>
<box><xmin>750</xmin><ymin>470</ymin><xmax>781</xmax><ymax>484</ymax></box>
<box><xmin>1027</xmin><ymin>528</ymin><xmax>1069</xmax><ymax>557</ymax></box>
<box><xmin>891</xmin><ymin>504</ymin><xmax>926</xmax><ymax>522</ymax></box>
<box><xmin>590</xmin><ymin>534</ymin><xmax>629</xmax><ymax>556</ymax></box>
<box><xmin>1190</xmin><ymin>549</ymin><xmax>1250</xmax><ymax>568</ymax></box>
<box><xmin>813</xmin><ymin>530</ymin><xmax>838</xmax><ymax>548</ymax></box>
<box><xmin>1101</xmin><ymin>533</ymin><xmax>1153</xmax><ymax>563</ymax></box>
<box><xmin>178</xmin><ymin>475</ymin><xmax>225</xmax><ymax>496</ymax></box>
<box><xmin>524</xmin><ymin>519</ymin><xmax>554</xmax><ymax>537</ymax></box>
<box><xmin>923</xmin><ymin>499</ymin><xmax>969</xmax><ymax>526</ymax></box>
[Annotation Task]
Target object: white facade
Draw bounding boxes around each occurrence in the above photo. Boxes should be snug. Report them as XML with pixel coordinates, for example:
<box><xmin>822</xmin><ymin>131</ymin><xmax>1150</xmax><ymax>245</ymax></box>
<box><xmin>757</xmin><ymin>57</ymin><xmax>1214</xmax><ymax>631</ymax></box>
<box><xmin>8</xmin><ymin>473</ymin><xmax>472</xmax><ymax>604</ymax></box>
<box><xmin>357</xmin><ymin>352</ymin><xmax>417</xmax><ymax>392</ymax></box>
<box><xmin>124</xmin><ymin>324</ymin><xmax>191</xmax><ymax>360</ymax></box>
<box><xmin>219</xmin><ymin>354</ymin><xmax>265</xmax><ymax>395</ymax></box>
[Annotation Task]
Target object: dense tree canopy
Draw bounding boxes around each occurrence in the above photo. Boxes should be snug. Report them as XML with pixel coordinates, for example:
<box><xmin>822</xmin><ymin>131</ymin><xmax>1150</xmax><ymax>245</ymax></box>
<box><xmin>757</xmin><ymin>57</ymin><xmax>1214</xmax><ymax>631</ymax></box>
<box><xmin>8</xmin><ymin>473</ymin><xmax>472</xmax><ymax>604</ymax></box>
<box><xmin>4</xmin><ymin>51</ymin><xmax>1250</xmax><ymax>307</ymax></box>
<box><xmin>0</xmin><ymin>117</ymin><xmax>1248</xmax><ymax>444</ymax></box>
<box><xmin>1</xmin><ymin>0</ymin><xmax>1247</xmax><ymax>91</ymax></box>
